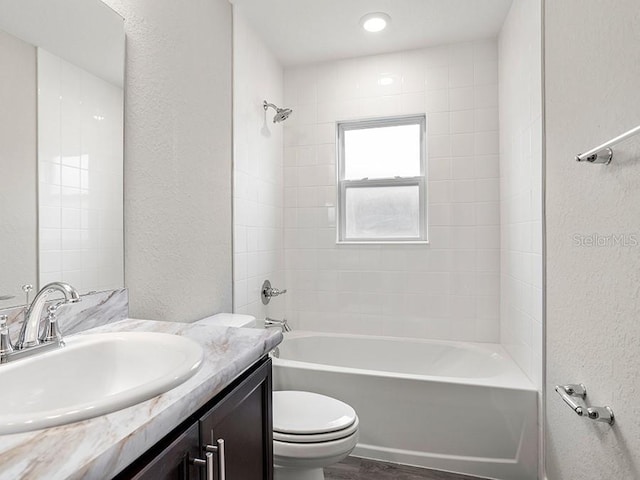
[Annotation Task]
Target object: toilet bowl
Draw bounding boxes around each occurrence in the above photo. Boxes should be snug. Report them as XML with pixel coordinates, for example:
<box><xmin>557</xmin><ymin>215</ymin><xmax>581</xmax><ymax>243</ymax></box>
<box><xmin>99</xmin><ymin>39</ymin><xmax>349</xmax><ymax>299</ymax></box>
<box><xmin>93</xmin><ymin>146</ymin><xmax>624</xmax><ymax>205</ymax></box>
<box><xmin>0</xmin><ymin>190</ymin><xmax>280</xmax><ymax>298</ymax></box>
<box><xmin>273</xmin><ymin>391</ymin><xmax>359</xmax><ymax>480</ymax></box>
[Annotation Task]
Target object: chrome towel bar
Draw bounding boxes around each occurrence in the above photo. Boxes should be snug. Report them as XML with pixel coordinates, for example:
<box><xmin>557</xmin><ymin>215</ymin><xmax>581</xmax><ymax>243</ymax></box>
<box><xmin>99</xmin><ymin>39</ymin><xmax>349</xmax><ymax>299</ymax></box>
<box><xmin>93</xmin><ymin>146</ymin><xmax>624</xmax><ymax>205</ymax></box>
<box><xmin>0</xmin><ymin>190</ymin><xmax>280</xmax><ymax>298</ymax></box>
<box><xmin>576</xmin><ymin>124</ymin><xmax>640</xmax><ymax>164</ymax></box>
<box><xmin>555</xmin><ymin>384</ymin><xmax>614</xmax><ymax>425</ymax></box>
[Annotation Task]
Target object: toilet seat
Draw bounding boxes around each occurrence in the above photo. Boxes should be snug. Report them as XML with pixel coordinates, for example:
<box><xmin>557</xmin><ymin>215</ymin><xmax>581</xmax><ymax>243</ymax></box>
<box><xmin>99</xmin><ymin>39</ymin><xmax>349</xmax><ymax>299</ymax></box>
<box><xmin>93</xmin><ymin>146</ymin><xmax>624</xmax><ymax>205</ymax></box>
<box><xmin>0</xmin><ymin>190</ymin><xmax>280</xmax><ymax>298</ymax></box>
<box><xmin>273</xmin><ymin>391</ymin><xmax>357</xmax><ymax>435</ymax></box>
<box><xmin>273</xmin><ymin>430</ymin><xmax>359</xmax><ymax>464</ymax></box>
<box><xmin>274</xmin><ymin>415</ymin><xmax>359</xmax><ymax>443</ymax></box>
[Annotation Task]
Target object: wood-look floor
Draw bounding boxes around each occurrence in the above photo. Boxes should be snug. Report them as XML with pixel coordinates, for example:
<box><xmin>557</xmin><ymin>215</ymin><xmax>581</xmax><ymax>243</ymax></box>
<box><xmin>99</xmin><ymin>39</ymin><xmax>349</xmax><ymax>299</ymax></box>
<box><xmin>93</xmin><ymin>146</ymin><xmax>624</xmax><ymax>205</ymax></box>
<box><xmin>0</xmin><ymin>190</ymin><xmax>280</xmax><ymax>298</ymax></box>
<box><xmin>324</xmin><ymin>457</ymin><xmax>489</xmax><ymax>480</ymax></box>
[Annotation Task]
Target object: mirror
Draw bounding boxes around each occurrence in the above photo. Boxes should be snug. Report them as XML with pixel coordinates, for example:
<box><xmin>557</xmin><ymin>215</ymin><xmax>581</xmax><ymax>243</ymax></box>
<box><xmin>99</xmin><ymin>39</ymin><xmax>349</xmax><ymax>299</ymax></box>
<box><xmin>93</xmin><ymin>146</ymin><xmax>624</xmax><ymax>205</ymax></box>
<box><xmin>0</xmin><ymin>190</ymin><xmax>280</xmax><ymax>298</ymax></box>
<box><xmin>0</xmin><ymin>0</ymin><xmax>125</xmax><ymax>308</ymax></box>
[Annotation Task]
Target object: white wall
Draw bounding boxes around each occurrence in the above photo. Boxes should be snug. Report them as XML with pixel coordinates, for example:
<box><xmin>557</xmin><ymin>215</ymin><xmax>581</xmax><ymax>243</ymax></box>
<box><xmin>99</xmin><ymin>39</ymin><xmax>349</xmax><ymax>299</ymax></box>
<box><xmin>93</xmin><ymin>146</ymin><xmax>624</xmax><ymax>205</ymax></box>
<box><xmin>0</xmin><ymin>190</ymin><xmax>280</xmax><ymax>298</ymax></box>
<box><xmin>498</xmin><ymin>0</ymin><xmax>543</xmax><ymax>387</ymax></box>
<box><xmin>233</xmin><ymin>11</ymin><xmax>285</xmax><ymax>319</ymax></box>
<box><xmin>283</xmin><ymin>40</ymin><xmax>501</xmax><ymax>342</ymax></box>
<box><xmin>102</xmin><ymin>0</ymin><xmax>233</xmax><ymax>321</ymax></box>
<box><xmin>0</xmin><ymin>30</ymin><xmax>37</xmax><ymax>308</ymax></box>
<box><xmin>545</xmin><ymin>0</ymin><xmax>640</xmax><ymax>478</ymax></box>
<box><xmin>38</xmin><ymin>48</ymin><xmax>124</xmax><ymax>293</ymax></box>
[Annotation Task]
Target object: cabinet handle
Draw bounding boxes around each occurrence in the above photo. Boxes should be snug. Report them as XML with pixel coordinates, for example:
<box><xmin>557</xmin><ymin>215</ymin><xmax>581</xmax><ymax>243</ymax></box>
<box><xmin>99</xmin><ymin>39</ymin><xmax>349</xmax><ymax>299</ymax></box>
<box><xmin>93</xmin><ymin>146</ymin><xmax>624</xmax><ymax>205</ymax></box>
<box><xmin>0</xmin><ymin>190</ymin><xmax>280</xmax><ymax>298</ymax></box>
<box><xmin>190</xmin><ymin>456</ymin><xmax>207</xmax><ymax>479</ymax></box>
<box><xmin>205</xmin><ymin>439</ymin><xmax>226</xmax><ymax>480</ymax></box>
<box><xmin>205</xmin><ymin>451</ymin><xmax>215</xmax><ymax>480</ymax></box>
<box><xmin>190</xmin><ymin>451</ymin><xmax>216</xmax><ymax>480</ymax></box>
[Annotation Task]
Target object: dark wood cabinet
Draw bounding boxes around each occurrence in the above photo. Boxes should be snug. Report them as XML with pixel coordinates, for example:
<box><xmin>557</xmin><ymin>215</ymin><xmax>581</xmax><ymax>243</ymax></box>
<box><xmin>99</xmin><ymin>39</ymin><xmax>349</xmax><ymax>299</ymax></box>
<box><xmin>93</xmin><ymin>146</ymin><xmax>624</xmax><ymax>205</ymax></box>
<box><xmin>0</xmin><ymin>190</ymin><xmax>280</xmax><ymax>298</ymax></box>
<box><xmin>125</xmin><ymin>424</ymin><xmax>202</xmax><ymax>480</ymax></box>
<box><xmin>199</xmin><ymin>358</ymin><xmax>273</xmax><ymax>480</ymax></box>
<box><xmin>116</xmin><ymin>357</ymin><xmax>273</xmax><ymax>480</ymax></box>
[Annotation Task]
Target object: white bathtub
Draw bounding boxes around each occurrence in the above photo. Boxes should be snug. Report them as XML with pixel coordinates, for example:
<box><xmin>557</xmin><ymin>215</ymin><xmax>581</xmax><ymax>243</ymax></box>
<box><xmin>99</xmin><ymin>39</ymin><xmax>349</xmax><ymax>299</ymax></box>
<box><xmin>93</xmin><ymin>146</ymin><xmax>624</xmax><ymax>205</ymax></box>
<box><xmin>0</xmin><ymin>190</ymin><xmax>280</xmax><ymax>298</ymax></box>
<box><xmin>272</xmin><ymin>331</ymin><xmax>537</xmax><ymax>480</ymax></box>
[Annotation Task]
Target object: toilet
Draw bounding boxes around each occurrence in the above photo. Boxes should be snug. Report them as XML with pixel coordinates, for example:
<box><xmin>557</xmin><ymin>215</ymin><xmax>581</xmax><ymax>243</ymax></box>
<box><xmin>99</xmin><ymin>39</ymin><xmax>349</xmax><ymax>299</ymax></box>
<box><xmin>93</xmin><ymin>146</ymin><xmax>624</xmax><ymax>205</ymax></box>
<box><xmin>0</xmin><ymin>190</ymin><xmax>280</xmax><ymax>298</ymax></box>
<box><xmin>194</xmin><ymin>314</ymin><xmax>360</xmax><ymax>480</ymax></box>
<box><xmin>273</xmin><ymin>391</ymin><xmax>359</xmax><ymax>480</ymax></box>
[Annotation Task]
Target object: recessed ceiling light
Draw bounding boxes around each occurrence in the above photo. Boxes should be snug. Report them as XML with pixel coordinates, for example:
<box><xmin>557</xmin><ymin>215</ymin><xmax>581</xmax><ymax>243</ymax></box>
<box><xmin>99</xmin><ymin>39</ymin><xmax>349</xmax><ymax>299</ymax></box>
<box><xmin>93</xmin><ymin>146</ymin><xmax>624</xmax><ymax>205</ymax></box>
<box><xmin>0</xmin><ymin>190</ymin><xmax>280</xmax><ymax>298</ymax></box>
<box><xmin>360</xmin><ymin>12</ymin><xmax>391</xmax><ymax>33</ymax></box>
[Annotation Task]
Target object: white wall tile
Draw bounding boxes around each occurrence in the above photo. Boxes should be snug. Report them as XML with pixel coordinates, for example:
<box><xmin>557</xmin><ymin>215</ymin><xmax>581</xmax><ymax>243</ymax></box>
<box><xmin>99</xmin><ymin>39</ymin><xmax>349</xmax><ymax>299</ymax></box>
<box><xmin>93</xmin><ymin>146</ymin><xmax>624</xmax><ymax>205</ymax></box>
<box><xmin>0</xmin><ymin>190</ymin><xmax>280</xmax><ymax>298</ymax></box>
<box><xmin>449</xmin><ymin>63</ymin><xmax>475</xmax><ymax>88</ymax></box>
<box><xmin>451</xmin><ymin>110</ymin><xmax>475</xmax><ymax>134</ymax></box>
<box><xmin>451</xmin><ymin>133</ymin><xmax>475</xmax><ymax>157</ymax></box>
<box><xmin>38</xmin><ymin>49</ymin><xmax>123</xmax><ymax>293</ymax></box>
<box><xmin>449</xmin><ymin>87</ymin><xmax>475</xmax><ymax>110</ymax></box>
<box><xmin>425</xmin><ymin>89</ymin><xmax>449</xmax><ymax>112</ymax></box>
<box><xmin>283</xmin><ymin>39</ymin><xmax>501</xmax><ymax>342</ymax></box>
<box><xmin>232</xmin><ymin>13</ymin><xmax>284</xmax><ymax>316</ymax></box>
<box><xmin>425</xmin><ymin>66</ymin><xmax>449</xmax><ymax>91</ymax></box>
<box><xmin>499</xmin><ymin>1</ymin><xmax>543</xmax><ymax>388</ymax></box>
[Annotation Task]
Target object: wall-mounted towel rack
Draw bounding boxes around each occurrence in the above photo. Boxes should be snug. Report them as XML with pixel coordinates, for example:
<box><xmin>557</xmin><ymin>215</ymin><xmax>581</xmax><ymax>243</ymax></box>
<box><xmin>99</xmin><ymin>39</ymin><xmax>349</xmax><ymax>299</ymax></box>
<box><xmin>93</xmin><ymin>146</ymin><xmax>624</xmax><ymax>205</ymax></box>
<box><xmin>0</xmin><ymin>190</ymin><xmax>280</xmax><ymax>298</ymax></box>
<box><xmin>576</xmin><ymin>124</ymin><xmax>640</xmax><ymax>164</ymax></box>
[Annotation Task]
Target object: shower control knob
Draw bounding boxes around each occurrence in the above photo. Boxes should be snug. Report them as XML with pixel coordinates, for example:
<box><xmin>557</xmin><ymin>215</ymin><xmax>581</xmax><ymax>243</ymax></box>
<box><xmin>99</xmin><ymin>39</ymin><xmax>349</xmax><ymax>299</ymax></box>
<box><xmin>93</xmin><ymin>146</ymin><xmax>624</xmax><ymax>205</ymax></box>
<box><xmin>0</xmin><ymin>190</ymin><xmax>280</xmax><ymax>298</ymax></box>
<box><xmin>261</xmin><ymin>280</ymin><xmax>287</xmax><ymax>305</ymax></box>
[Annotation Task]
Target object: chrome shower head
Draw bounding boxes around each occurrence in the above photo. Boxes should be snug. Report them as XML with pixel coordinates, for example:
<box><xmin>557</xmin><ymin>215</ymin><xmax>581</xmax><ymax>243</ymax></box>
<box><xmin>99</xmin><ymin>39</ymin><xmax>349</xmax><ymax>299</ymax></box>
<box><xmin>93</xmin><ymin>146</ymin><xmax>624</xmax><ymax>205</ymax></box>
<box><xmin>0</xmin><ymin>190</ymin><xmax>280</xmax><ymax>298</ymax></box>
<box><xmin>274</xmin><ymin>107</ymin><xmax>292</xmax><ymax>123</ymax></box>
<box><xmin>263</xmin><ymin>101</ymin><xmax>293</xmax><ymax>123</ymax></box>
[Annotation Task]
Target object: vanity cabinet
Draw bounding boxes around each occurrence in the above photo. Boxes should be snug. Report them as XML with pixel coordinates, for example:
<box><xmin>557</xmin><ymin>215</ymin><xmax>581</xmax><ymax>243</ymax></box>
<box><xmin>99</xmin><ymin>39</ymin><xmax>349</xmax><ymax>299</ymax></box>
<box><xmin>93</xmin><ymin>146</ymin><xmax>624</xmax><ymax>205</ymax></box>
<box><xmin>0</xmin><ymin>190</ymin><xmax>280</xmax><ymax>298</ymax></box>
<box><xmin>117</xmin><ymin>357</ymin><xmax>273</xmax><ymax>480</ymax></box>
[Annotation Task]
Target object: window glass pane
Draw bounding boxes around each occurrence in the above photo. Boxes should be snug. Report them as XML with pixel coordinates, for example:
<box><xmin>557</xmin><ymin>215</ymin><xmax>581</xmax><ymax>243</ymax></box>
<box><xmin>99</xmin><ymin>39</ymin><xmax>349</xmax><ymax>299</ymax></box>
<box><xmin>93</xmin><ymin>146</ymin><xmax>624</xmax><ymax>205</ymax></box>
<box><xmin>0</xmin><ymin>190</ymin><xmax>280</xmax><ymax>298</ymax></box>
<box><xmin>344</xmin><ymin>124</ymin><xmax>421</xmax><ymax>180</ymax></box>
<box><xmin>345</xmin><ymin>185</ymin><xmax>420</xmax><ymax>239</ymax></box>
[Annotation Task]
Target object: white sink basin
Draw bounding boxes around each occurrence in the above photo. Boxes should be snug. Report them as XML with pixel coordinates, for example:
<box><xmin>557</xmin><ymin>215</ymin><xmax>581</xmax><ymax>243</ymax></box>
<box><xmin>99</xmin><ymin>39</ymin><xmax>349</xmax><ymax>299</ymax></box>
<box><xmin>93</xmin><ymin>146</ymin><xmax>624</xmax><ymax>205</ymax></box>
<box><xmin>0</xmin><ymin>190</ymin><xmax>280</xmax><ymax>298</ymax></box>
<box><xmin>0</xmin><ymin>332</ymin><xmax>203</xmax><ymax>434</ymax></box>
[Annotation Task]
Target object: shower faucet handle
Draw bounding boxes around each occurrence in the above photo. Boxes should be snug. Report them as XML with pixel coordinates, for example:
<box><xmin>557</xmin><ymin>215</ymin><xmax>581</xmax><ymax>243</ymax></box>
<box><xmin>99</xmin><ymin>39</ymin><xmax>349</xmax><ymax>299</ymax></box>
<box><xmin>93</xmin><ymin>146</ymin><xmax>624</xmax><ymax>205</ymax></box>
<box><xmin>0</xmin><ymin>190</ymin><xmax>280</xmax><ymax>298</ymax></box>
<box><xmin>261</xmin><ymin>280</ymin><xmax>287</xmax><ymax>305</ymax></box>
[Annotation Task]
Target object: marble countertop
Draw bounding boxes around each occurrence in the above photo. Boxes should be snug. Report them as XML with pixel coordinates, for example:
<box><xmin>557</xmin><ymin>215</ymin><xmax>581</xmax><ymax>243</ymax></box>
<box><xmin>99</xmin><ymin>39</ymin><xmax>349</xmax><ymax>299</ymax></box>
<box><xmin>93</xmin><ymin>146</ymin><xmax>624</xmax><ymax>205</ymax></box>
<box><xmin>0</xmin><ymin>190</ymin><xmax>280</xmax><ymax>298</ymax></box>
<box><xmin>0</xmin><ymin>319</ymin><xmax>283</xmax><ymax>480</ymax></box>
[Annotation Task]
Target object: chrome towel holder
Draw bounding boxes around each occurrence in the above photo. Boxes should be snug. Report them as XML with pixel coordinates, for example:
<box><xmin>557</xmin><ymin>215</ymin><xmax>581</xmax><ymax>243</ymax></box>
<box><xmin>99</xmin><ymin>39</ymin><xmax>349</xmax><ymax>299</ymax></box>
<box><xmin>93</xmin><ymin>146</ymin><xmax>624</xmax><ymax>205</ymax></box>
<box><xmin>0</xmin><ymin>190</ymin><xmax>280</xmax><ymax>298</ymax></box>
<box><xmin>576</xmin><ymin>124</ymin><xmax>640</xmax><ymax>164</ymax></box>
<box><xmin>555</xmin><ymin>384</ymin><xmax>615</xmax><ymax>425</ymax></box>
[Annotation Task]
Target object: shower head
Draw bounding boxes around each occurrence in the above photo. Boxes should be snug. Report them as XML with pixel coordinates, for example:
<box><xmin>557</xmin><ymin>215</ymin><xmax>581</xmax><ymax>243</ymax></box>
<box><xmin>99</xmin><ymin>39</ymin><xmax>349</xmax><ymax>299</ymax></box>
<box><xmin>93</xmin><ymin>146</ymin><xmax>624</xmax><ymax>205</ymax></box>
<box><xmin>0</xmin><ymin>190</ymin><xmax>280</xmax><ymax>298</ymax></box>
<box><xmin>274</xmin><ymin>107</ymin><xmax>293</xmax><ymax>123</ymax></box>
<box><xmin>263</xmin><ymin>101</ymin><xmax>293</xmax><ymax>123</ymax></box>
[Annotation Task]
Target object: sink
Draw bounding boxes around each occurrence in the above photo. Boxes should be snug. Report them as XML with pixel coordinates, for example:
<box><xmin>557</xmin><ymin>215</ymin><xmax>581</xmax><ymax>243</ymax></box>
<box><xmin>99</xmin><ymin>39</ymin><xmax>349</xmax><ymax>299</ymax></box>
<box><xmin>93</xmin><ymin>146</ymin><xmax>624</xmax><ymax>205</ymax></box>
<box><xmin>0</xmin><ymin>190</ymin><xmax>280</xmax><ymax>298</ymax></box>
<box><xmin>0</xmin><ymin>332</ymin><xmax>204</xmax><ymax>434</ymax></box>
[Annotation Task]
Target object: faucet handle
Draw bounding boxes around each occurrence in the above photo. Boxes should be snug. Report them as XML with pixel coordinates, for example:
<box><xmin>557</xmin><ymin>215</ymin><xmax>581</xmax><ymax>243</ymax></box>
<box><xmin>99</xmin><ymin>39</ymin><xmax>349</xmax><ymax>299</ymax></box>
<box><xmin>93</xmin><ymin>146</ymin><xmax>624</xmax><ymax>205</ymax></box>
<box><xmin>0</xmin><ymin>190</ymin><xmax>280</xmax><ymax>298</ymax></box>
<box><xmin>0</xmin><ymin>315</ymin><xmax>14</xmax><ymax>359</ymax></box>
<box><xmin>22</xmin><ymin>284</ymin><xmax>33</xmax><ymax>305</ymax></box>
<box><xmin>39</xmin><ymin>304</ymin><xmax>65</xmax><ymax>346</ymax></box>
<box><xmin>261</xmin><ymin>280</ymin><xmax>288</xmax><ymax>305</ymax></box>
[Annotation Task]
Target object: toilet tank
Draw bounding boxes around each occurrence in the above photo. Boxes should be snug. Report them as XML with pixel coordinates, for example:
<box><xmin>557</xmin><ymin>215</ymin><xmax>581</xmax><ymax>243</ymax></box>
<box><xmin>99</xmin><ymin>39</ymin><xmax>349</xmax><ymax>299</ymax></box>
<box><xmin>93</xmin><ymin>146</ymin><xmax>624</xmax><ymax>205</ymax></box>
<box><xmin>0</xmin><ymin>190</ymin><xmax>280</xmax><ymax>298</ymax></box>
<box><xmin>194</xmin><ymin>313</ymin><xmax>257</xmax><ymax>328</ymax></box>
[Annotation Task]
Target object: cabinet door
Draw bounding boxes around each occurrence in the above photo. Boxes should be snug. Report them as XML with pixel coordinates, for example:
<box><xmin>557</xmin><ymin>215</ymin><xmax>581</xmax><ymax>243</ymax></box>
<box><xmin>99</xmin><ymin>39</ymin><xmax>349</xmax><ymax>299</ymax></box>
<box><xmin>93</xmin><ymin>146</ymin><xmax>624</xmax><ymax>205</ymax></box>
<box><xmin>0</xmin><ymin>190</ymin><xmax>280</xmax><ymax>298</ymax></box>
<box><xmin>199</xmin><ymin>359</ymin><xmax>273</xmax><ymax>480</ymax></box>
<box><xmin>122</xmin><ymin>423</ymin><xmax>202</xmax><ymax>480</ymax></box>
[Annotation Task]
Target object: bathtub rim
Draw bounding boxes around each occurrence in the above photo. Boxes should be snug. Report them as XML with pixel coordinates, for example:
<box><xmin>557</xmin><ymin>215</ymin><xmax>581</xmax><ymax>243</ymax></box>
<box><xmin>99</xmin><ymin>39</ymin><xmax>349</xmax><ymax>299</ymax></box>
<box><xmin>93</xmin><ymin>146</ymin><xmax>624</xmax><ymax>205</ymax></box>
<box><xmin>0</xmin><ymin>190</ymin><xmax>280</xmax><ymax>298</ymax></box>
<box><xmin>272</xmin><ymin>330</ymin><xmax>536</xmax><ymax>392</ymax></box>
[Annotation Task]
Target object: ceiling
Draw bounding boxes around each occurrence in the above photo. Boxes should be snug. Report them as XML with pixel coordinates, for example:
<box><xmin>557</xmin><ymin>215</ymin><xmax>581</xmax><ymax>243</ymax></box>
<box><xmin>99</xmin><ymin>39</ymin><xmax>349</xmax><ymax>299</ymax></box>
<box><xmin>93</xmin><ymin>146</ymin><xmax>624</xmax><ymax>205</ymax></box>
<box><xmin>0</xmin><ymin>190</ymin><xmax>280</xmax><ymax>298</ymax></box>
<box><xmin>231</xmin><ymin>0</ymin><xmax>514</xmax><ymax>66</ymax></box>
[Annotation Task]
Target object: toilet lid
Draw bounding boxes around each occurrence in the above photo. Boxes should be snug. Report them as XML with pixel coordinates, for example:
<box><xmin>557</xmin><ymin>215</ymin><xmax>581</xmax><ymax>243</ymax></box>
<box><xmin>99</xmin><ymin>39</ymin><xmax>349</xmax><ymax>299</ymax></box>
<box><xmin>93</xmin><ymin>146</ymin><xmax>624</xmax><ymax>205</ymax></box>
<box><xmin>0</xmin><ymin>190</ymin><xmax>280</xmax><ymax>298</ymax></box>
<box><xmin>273</xmin><ymin>391</ymin><xmax>357</xmax><ymax>435</ymax></box>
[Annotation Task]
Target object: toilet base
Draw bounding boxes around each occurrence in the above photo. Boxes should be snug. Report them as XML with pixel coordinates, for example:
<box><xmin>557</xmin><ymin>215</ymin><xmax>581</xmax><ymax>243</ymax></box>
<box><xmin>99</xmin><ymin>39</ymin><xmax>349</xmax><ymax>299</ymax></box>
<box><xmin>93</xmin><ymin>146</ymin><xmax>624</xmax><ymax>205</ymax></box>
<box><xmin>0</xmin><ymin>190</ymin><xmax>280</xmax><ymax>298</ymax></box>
<box><xmin>274</xmin><ymin>465</ymin><xmax>325</xmax><ymax>480</ymax></box>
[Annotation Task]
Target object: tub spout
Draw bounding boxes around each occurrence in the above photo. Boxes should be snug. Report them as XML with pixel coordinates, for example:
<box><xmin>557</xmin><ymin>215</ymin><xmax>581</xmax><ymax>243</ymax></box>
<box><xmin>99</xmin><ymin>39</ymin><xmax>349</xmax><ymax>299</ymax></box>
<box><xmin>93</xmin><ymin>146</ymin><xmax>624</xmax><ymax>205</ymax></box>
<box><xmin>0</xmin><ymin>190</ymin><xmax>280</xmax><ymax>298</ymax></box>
<box><xmin>265</xmin><ymin>317</ymin><xmax>291</xmax><ymax>332</ymax></box>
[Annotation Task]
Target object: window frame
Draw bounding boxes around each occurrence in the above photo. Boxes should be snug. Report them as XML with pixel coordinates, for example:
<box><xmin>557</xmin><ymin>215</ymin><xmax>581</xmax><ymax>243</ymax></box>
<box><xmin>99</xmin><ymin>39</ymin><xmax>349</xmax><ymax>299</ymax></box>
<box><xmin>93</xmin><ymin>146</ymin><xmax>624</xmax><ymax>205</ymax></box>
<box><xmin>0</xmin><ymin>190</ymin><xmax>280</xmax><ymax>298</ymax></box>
<box><xmin>336</xmin><ymin>114</ymin><xmax>428</xmax><ymax>244</ymax></box>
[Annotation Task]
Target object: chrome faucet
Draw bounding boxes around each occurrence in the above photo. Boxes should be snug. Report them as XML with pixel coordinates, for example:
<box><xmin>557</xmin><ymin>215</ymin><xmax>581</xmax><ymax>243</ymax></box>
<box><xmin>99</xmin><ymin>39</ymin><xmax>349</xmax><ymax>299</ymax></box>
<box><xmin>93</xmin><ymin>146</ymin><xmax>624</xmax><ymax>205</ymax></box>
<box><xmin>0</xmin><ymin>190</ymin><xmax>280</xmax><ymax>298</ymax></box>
<box><xmin>265</xmin><ymin>317</ymin><xmax>292</xmax><ymax>333</ymax></box>
<box><xmin>15</xmin><ymin>282</ymin><xmax>80</xmax><ymax>350</ymax></box>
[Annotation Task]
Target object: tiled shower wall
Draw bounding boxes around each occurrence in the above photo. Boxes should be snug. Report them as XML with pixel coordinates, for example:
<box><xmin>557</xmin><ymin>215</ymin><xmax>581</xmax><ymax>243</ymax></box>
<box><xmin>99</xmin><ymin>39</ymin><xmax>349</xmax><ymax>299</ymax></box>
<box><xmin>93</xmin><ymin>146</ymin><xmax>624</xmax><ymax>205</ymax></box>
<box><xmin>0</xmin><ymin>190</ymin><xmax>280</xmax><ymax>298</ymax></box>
<box><xmin>38</xmin><ymin>49</ymin><xmax>124</xmax><ymax>293</ymax></box>
<box><xmin>232</xmin><ymin>12</ymin><xmax>286</xmax><ymax>319</ymax></box>
<box><xmin>498</xmin><ymin>0</ymin><xmax>543</xmax><ymax>386</ymax></box>
<box><xmin>282</xmin><ymin>40</ymin><xmax>501</xmax><ymax>342</ymax></box>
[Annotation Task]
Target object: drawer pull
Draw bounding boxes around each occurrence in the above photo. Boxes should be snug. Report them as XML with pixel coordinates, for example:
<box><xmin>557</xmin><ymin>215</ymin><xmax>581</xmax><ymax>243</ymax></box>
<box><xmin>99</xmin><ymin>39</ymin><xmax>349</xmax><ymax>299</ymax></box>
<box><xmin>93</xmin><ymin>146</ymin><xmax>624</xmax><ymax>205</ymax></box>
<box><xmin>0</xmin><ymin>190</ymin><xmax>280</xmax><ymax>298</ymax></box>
<box><xmin>206</xmin><ymin>439</ymin><xmax>226</xmax><ymax>480</ymax></box>
<box><xmin>206</xmin><ymin>451</ymin><xmax>214</xmax><ymax>480</ymax></box>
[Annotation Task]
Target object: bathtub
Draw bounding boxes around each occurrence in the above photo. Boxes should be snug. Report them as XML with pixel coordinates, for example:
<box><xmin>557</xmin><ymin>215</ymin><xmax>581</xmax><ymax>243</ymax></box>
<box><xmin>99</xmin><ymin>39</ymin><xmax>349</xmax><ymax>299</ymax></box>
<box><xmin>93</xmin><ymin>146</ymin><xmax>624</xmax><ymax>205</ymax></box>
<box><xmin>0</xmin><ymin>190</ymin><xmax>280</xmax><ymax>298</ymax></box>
<box><xmin>272</xmin><ymin>331</ymin><xmax>537</xmax><ymax>480</ymax></box>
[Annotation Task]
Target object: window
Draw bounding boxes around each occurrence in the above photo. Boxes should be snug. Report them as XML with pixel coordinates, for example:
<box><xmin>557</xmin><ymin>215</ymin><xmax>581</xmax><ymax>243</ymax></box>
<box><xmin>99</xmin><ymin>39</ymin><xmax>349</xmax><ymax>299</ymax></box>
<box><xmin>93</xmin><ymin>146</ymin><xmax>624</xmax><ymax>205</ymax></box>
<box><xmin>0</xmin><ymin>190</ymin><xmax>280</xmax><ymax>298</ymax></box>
<box><xmin>337</xmin><ymin>115</ymin><xmax>427</xmax><ymax>243</ymax></box>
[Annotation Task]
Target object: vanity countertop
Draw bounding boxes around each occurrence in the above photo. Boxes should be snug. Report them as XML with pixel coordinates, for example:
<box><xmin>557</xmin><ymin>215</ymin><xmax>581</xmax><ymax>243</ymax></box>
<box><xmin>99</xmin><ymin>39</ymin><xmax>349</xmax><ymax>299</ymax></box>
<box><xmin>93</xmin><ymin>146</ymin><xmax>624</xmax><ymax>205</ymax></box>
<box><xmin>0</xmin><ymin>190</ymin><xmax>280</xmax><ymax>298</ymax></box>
<box><xmin>0</xmin><ymin>318</ymin><xmax>283</xmax><ymax>480</ymax></box>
